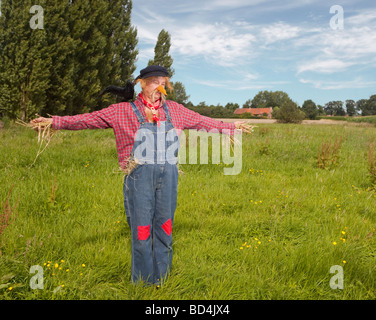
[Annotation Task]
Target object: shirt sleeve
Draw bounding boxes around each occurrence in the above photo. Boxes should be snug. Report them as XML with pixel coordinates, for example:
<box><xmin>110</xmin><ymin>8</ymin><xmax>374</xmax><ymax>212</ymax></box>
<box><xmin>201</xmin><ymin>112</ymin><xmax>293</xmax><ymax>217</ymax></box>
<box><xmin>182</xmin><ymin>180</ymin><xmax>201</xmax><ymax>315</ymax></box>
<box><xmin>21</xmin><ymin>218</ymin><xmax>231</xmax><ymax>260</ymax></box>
<box><xmin>52</xmin><ymin>105</ymin><xmax>116</xmax><ymax>130</ymax></box>
<box><xmin>177</xmin><ymin>104</ymin><xmax>236</xmax><ymax>134</ymax></box>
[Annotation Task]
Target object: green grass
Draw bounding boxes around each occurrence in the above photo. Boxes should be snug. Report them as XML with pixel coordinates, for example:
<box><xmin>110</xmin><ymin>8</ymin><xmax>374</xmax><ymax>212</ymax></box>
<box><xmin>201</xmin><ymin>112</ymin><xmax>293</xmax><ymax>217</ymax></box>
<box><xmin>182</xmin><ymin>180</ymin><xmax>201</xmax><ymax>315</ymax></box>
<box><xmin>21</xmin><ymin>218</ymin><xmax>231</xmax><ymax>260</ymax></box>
<box><xmin>1</xmin><ymin>122</ymin><xmax>376</xmax><ymax>300</ymax></box>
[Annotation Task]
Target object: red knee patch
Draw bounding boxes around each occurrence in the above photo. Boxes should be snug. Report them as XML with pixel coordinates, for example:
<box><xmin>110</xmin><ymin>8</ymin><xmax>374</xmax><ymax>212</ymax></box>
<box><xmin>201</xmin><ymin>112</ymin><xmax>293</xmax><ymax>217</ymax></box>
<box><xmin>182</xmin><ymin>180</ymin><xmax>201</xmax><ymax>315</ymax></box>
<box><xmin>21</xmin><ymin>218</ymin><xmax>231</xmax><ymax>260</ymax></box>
<box><xmin>137</xmin><ymin>225</ymin><xmax>150</xmax><ymax>240</ymax></box>
<box><xmin>161</xmin><ymin>219</ymin><xmax>172</xmax><ymax>236</ymax></box>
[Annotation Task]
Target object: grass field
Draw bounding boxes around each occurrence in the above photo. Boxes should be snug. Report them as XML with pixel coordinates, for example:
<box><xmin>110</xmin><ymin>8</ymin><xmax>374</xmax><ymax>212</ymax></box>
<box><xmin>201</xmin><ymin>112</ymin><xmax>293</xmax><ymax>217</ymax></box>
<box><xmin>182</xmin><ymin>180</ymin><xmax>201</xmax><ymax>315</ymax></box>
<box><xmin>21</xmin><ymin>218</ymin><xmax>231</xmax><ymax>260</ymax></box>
<box><xmin>1</xmin><ymin>121</ymin><xmax>376</xmax><ymax>300</ymax></box>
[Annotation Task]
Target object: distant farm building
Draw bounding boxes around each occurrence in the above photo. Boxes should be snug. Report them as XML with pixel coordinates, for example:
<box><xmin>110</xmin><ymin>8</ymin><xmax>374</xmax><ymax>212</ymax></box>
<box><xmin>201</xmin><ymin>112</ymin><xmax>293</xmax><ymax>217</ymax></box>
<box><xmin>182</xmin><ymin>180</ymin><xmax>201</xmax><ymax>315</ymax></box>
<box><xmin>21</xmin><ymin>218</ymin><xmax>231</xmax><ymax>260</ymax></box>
<box><xmin>234</xmin><ymin>107</ymin><xmax>273</xmax><ymax>119</ymax></box>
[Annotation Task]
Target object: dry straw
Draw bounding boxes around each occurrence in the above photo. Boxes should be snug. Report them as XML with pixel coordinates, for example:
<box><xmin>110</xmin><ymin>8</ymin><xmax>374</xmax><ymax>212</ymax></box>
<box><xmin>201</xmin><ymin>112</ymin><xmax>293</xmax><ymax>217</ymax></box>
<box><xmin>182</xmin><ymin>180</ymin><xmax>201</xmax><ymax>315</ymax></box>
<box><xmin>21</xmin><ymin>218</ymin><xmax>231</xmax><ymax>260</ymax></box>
<box><xmin>230</xmin><ymin>122</ymin><xmax>257</xmax><ymax>150</ymax></box>
<box><xmin>122</xmin><ymin>157</ymin><xmax>140</xmax><ymax>176</ymax></box>
<box><xmin>16</xmin><ymin>117</ymin><xmax>57</xmax><ymax>166</ymax></box>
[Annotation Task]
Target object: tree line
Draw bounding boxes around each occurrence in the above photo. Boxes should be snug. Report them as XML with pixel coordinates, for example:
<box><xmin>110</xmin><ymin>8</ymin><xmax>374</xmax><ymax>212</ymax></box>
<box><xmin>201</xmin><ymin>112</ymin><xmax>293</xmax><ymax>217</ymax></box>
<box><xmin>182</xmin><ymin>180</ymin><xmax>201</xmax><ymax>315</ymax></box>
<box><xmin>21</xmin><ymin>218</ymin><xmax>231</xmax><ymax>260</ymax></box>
<box><xmin>0</xmin><ymin>0</ymin><xmax>137</xmax><ymax>120</ymax></box>
<box><xmin>182</xmin><ymin>91</ymin><xmax>376</xmax><ymax>121</ymax></box>
<box><xmin>0</xmin><ymin>1</ymin><xmax>375</xmax><ymax>122</ymax></box>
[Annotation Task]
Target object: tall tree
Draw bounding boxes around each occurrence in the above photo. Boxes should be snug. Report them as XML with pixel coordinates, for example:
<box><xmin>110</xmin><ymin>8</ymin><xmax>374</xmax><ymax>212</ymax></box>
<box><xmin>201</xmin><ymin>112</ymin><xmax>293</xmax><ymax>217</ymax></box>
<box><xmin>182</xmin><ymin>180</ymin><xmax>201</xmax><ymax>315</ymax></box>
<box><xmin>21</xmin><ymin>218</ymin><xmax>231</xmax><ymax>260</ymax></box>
<box><xmin>225</xmin><ymin>102</ymin><xmax>239</xmax><ymax>112</ymax></box>
<box><xmin>148</xmin><ymin>29</ymin><xmax>174</xmax><ymax>78</ymax></box>
<box><xmin>99</xmin><ymin>0</ymin><xmax>138</xmax><ymax>108</ymax></box>
<box><xmin>251</xmin><ymin>90</ymin><xmax>290</xmax><ymax>108</ymax></box>
<box><xmin>362</xmin><ymin>95</ymin><xmax>376</xmax><ymax>116</ymax></box>
<box><xmin>169</xmin><ymin>81</ymin><xmax>189</xmax><ymax>105</ymax></box>
<box><xmin>324</xmin><ymin>101</ymin><xmax>345</xmax><ymax>116</ymax></box>
<box><xmin>242</xmin><ymin>99</ymin><xmax>252</xmax><ymax>108</ymax></box>
<box><xmin>251</xmin><ymin>90</ymin><xmax>290</xmax><ymax>109</ymax></box>
<box><xmin>65</xmin><ymin>0</ymin><xmax>112</xmax><ymax>115</ymax></box>
<box><xmin>345</xmin><ymin>99</ymin><xmax>356</xmax><ymax>116</ymax></box>
<box><xmin>0</xmin><ymin>0</ymin><xmax>138</xmax><ymax>120</ymax></box>
<box><xmin>0</xmin><ymin>0</ymin><xmax>51</xmax><ymax>120</ymax></box>
<box><xmin>302</xmin><ymin>99</ymin><xmax>318</xmax><ymax>120</ymax></box>
<box><xmin>250</xmin><ymin>91</ymin><xmax>271</xmax><ymax>108</ymax></box>
<box><xmin>356</xmin><ymin>99</ymin><xmax>368</xmax><ymax>116</ymax></box>
<box><xmin>42</xmin><ymin>1</ymin><xmax>76</xmax><ymax>116</ymax></box>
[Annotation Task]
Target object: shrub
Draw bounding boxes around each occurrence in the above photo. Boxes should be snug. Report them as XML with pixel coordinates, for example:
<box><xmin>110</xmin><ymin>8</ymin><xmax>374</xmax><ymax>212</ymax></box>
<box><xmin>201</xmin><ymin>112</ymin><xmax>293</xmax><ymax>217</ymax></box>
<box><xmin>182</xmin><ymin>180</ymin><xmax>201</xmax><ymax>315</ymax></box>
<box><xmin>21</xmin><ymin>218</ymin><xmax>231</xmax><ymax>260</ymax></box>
<box><xmin>273</xmin><ymin>100</ymin><xmax>305</xmax><ymax>124</ymax></box>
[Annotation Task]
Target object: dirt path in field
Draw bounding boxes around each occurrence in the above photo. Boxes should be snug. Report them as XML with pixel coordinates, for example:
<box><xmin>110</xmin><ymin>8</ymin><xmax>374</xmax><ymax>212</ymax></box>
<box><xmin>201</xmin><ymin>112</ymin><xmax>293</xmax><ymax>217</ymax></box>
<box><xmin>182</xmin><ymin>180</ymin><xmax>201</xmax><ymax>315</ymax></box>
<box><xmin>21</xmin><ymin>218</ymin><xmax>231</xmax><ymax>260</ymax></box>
<box><xmin>219</xmin><ymin>119</ymin><xmax>373</xmax><ymax>127</ymax></box>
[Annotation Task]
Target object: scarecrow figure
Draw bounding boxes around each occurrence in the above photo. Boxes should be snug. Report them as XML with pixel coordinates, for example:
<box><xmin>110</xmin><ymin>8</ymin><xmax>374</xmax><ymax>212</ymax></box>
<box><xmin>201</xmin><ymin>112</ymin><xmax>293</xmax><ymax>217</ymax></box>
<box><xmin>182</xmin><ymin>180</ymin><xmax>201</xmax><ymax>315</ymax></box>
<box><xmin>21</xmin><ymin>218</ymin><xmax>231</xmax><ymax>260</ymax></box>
<box><xmin>31</xmin><ymin>65</ymin><xmax>245</xmax><ymax>286</ymax></box>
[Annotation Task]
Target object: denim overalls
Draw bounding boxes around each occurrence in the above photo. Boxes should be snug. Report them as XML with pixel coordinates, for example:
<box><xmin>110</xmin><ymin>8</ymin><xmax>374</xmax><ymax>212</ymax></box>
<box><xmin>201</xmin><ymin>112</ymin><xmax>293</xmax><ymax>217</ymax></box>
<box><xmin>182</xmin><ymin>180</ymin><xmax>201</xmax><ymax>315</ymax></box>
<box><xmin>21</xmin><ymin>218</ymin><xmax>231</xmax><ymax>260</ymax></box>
<box><xmin>123</xmin><ymin>102</ymin><xmax>180</xmax><ymax>285</ymax></box>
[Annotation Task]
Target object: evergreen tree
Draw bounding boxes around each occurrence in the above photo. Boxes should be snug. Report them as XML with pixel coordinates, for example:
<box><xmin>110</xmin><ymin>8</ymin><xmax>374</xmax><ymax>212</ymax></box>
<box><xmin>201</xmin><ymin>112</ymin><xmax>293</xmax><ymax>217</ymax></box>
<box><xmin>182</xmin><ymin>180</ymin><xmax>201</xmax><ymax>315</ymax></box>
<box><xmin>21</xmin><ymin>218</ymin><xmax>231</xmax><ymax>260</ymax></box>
<box><xmin>66</xmin><ymin>0</ymin><xmax>110</xmax><ymax>114</ymax></box>
<box><xmin>148</xmin><ymin>29</ymin><xmax>174</xmax><ymax>78</ymax></box>
<box><xmin>42</xmin><ymin>1</ymin><xmax>75</xmax><ymax>116</ymax></box>
<box><xmin>0</xmin><ymin>0</ymin><xmax>51</xmax><ymax>120</ymax></box>
<box><xmin>169</xmin><ymin>81</ymin><xmax>189</xmax><ymax>104</ymax></box>
<box><xmin>99</xmin><ymin>0</ymin><xmax>138</xmax><ymax>107</ymax></box>
<box><xmin>0</xmin><ymin>0</ymin><xmax>138</xmax><ymax>120</ymax></box>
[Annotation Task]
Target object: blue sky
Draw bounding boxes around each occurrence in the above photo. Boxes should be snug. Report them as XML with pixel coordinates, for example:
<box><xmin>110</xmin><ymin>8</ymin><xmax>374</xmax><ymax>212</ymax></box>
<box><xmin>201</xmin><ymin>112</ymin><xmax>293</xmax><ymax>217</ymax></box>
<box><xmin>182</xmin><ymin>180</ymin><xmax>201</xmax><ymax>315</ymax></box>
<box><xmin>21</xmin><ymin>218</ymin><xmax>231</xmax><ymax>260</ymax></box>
<box><xmin>131</xmin><ymin>0</ymin><xmax>376</xmax><ymax>108</ymax></box>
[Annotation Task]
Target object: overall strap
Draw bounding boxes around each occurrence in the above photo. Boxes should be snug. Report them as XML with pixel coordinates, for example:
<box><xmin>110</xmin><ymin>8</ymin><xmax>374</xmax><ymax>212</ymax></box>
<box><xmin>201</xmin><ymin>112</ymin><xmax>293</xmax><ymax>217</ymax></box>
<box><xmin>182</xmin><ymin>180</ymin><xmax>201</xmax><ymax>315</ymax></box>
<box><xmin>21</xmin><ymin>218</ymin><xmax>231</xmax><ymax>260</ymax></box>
<box><xmin>163</xmin><ymin>103</ymin><xmax>172</xmax><ymax>122</ymax></box>
<box><xmin>130</xmin><ymin>102</ymin><xmax>146</xmax><ymax>124</ymax></box>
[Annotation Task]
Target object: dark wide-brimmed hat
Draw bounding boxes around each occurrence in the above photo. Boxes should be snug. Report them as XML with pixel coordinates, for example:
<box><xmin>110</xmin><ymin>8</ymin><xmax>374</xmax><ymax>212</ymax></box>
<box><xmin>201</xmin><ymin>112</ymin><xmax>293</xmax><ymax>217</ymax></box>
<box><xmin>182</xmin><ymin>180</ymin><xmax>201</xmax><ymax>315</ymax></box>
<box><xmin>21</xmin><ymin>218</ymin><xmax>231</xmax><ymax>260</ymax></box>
<box><xmin>136</xmin><ymin>65</ymin><xmax>169</xmax><ymax>80</ymax></box>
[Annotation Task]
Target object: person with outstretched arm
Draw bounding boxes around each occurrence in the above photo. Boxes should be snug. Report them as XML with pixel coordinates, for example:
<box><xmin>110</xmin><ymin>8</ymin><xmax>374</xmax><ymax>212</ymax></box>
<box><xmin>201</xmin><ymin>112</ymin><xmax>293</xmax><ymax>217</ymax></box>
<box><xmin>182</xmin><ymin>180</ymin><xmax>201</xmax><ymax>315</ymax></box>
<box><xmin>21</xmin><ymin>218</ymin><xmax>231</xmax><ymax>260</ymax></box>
<box><xmin>31</xmin><ymin>65</ymin><xmax>245</xmax><ymax>286</ymax></box>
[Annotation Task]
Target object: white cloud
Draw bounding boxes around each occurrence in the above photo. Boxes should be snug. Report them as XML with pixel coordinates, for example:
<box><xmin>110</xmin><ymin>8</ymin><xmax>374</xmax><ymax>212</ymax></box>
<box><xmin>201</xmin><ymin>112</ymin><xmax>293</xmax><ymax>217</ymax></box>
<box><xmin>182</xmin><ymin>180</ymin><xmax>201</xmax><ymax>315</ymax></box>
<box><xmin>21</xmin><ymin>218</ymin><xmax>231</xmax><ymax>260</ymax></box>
<box><xmin>133</xmin><ymin>0</ymin><xmax>376</xmax><ymax>102</ymax></box>
<box><xmin>194</xmin><ymin>78</ymin><xmax>289</xmax><ymax>91</ymax></box>
<box><xmin>158</xmin><ymin>0</ymin><xmax>270</xmax><ymax>14</ymax></box>
<box><xmin>261</xmin><ymin>22</ymin><xmax>301</xmax><ymax>44</ymax></box>
<box><xmin>346</xmin><ymin>10</ymin><xmax>376</xmax><ymax>26</ymax></box>
<box><xmin>299</xmin><ymin>77</ymin><xmax>376</xmax><ymax>90</ymax></box>
<box><xmin>171</xmin><ymin>23</ymin><xmax>256</xmax><ymax>67</ymax></box>
<box><xmin>295</xmin><ymin>9</ymin><xmax>376</xmax><ymax>75</ymax></box>
<box><xmin>297</xmin><ymin>59</ymin><xmax>354</xmax><ymax>74</ymax></box>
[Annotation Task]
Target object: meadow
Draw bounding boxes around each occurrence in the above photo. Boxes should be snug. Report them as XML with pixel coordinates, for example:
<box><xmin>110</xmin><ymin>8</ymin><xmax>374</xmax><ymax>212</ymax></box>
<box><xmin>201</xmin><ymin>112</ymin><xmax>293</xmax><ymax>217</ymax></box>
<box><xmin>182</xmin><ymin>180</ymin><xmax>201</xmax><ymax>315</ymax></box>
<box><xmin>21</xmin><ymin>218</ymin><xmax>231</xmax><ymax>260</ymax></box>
<box><xmin>0</xmin><ymin>121</ymin><xmax>376</xmax><ymax>300</ymax></box>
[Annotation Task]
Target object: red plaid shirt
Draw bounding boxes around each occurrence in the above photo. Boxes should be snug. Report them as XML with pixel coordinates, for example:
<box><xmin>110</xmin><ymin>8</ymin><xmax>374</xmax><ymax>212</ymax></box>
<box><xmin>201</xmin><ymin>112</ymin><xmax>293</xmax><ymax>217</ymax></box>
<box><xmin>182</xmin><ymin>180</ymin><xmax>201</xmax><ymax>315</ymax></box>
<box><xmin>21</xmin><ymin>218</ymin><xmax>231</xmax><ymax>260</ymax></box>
<box><xmin>53</xmin><ymin>96</ymin><xmax>235</xmax><ymax>169</ymax></box>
